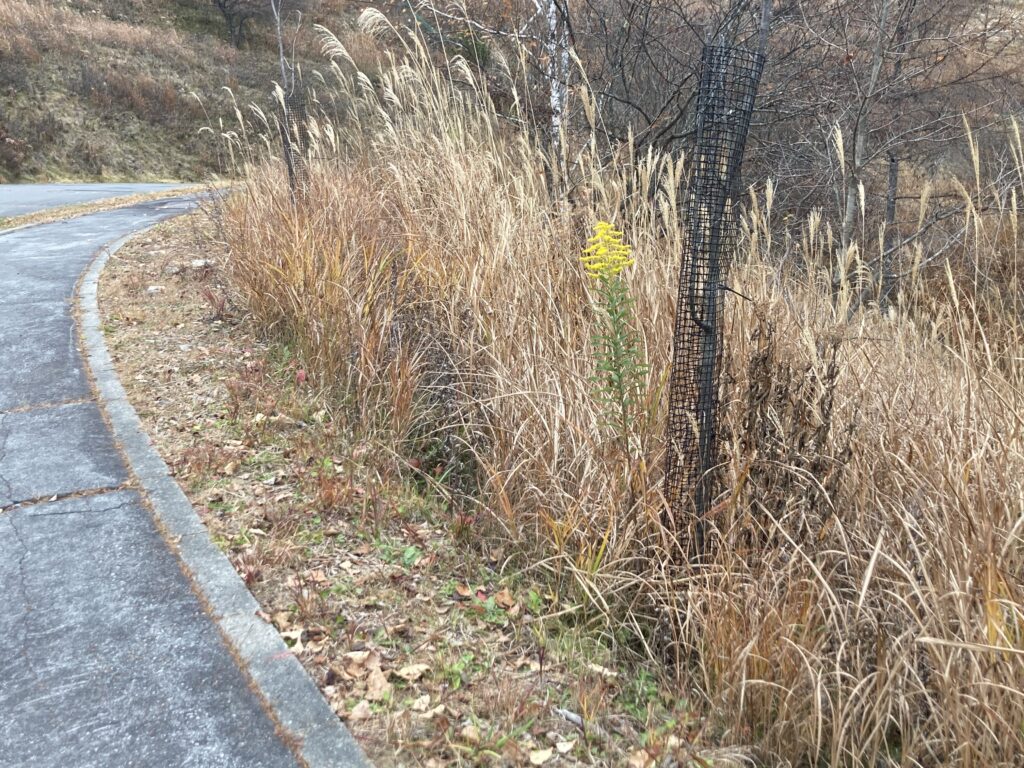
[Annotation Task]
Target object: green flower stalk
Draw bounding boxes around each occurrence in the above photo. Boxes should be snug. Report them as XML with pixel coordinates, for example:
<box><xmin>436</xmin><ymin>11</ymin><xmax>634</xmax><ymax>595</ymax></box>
<box><xmin>582</xmin><ymin>222</ymin><xmax>648</xmax><ymax>457</ymax></box>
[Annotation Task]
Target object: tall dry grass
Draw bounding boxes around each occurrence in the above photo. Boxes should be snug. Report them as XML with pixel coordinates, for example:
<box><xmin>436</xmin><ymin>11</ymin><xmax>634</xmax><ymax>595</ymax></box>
<box><xmin>215</xmin><ymin>14</ymin><xmax>1024</xmax><ymax>765</ymax></box>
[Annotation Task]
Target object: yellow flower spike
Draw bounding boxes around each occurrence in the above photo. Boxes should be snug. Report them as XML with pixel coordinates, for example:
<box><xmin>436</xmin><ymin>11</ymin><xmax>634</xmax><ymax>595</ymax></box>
<box><xmin>581</xmin><ymin>220</ymin><xmax>634</xmax><ymax>280</ymax></box>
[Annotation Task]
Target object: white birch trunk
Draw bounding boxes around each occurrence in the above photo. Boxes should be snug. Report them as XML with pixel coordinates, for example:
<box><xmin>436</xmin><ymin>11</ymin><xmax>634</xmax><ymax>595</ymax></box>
<box><xmin>543</xmin><ymin>0</ymin><xmax>569</xmax><ymax>144</ymax></box>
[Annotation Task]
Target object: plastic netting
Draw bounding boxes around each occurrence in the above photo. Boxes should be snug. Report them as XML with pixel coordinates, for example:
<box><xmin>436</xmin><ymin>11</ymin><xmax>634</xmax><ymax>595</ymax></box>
<box><xmin>664</xmin><ymin>44</ymin><xmax>764</xmax><ymax>553</ymax></box>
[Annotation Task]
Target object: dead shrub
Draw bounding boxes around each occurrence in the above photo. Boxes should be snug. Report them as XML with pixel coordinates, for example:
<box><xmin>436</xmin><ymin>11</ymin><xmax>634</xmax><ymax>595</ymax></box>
<box><xmin>0</xmin><ymin>130</ymin><xmax>31</xmax><ymax>177</ymax></box>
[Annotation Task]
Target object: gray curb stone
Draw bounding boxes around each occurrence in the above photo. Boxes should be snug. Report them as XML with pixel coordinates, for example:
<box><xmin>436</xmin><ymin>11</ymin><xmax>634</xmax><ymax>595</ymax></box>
<box><xmin>77</xmin><ymin>211</ymin><xmax>370</xmax><ymax>768</ymax></box>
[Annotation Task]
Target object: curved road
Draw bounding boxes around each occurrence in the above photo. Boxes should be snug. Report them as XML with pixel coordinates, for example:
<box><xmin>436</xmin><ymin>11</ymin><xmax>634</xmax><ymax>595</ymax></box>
<box><xmin>0</xmin><ymin>183</ymin><xmax>185</xmax><ymax>219</ymax></box>
<box><xmin>0</xmin><ymin>187</ymin><xmax>362</xmax><ymax>767</ymax></box>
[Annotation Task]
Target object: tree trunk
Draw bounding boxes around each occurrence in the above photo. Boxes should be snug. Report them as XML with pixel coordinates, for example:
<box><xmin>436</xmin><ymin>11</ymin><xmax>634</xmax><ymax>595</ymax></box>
<box><xmin>840</xmin><ymin>0</ymin><xmax>893</xmax><ymax>254</ymax></box>
<box><xmin>758</xmin><ymin>0</ymin><xmax>773</xmax><ymax>57</ymax></box>
<box><xmin>543</xmin><ymin>0</ymin><xmax>569</xmax><ymax>145</ymax></box>
<box><xmin>885</xmin><ymin>152</ymin><xmax>898</xmax><ymax>236</ymax></box>
<box><xmin>880</xmin><ymin>151</ymin><xmax>899</xmax><ymax>304</ymax></box>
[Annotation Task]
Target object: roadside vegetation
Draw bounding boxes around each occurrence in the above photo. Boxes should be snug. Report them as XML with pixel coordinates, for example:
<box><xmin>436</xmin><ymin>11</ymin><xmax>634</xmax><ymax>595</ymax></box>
<box><xmin>200</xmin><ymin>10</ymin><xmax>1024</xmax><ymax>765</ymax></box>
<box><xmin>88</xmin><ymin>0</ymin><xmax>1024</xmax><ymax>765</ymax></box>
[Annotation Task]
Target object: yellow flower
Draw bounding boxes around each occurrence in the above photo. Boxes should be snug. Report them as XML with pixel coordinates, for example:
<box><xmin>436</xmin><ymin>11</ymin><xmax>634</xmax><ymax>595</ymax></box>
<box><xmin>581</xmin><ymin>221</ymin><xmax>634</xmax><ymax>280</ymax></box>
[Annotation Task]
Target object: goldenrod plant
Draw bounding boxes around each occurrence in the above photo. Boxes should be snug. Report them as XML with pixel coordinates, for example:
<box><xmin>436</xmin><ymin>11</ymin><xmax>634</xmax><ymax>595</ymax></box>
<box><xmin>581</xmin><ymin>221</ymin><xmax>647</xmax><ymax>460</ymax></box>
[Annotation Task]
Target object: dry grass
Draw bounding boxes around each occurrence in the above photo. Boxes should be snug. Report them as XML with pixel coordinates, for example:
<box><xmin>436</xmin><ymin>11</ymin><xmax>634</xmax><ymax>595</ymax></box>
<box><xmin>0</xmin><ymin>0</ymin><xmax>218</xmax><ymax>179</ymax></box>
<box><xmin>0</xmin><ymin>1</ymin><xmax>192</xmax><ymax>61</ymax></box>
<box><xmin>212</xmin><ymin>16</ymin><xmax>1024</xmax><ymax>766</ymax></box>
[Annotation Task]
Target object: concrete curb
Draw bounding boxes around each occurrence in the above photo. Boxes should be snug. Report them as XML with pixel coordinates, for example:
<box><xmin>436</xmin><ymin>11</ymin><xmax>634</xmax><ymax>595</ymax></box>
<box><xmin>76</xmin><ymin>208</ymin><xmax>369</xmax><ymax>768</ymax></box>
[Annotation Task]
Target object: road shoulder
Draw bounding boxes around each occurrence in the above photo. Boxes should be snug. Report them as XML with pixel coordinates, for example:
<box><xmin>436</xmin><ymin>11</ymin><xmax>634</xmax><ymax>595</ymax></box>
<box><xmin>77</xmin><ymin>216</ymin><xmax>369</xmax><ymax>768</ymax></box>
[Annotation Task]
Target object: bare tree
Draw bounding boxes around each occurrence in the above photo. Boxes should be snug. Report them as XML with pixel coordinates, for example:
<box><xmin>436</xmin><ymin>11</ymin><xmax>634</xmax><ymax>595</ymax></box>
<box><xmin>414</xmin><ymin>0</ymin><xmax>1024</xmax><ymax>236</ymax></box>
<box><xmin>270</xmin><ymin>0</ymin><xmax>297</xmax><ymax>92</ymax></box>
<box><xmin>211</xmin><ymin>0</ymin><xmax>308</xmax><ymax>49</ymax></box>
<box><xmin>764</xmin><ymin>1</ymin><xmax>1019</xmax><ymax>247</ymax></box>
<box><xmin>212</xmin><ymin>0</ymin><xmax>261</xmax><ymax>48</ymax></box>
<box><xmin>732</xmin><ymin>0</ymin><xmax>1022</xmax><ymax>306</ymax></box>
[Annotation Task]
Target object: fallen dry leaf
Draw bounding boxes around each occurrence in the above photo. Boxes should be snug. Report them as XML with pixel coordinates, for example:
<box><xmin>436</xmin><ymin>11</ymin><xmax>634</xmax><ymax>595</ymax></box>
<box><xmin>280</xmin><ymin>629</ymin><xmax>304</xmax><ymax>653</ymax></box>
<box><xmin>495</xmin><ymin>587</ymin><xmax>516</xmax><ymax>610</ymax></box>
<box><xmin>410</xmin><ymin>694</ymin><xmax>431</xmax><ymax>712</ymax></box>
<box><xmin>459</xmin><ymin>724</ymin><xmax>481</xmax><ymax>745</ymax></box>
<box><xmin>394</xmin><ymin>663</ymin><xmax>430</xmax><ymax>683</ymax></box>
<box><xmin>348</xmin><ymin>700</ymin><xmax>372</xmax><ymax>721</ymax></box>
<box><xmin>529</xmin><ymin>748</ymin><xmax>554</xmax><ymax>765</ymax></box>
<box><xmin>343</xmin><ymin>649</ymin><xmax>373</xmax><ymax>671</ymax></box>
<box><xmin>415</xmin><ymin>704</ymin><xmax>446</xmax><ymax>720</ymax></box>
<box><xmin>365</xmin><ymin>666</ymin><xmax>392</xmax><ymax>701</ymax></box>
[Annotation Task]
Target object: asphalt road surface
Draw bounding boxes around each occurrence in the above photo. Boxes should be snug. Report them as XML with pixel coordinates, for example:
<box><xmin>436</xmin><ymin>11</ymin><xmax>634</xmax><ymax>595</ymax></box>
<box><xmin>0</xmin><ymin>188</ymin><xmax>331</xmax><ymax>767</ymax></box>
<box><xmin>0</xmin><ymin>182</ymin><xmax>185</xmax><ymax>219</ymax></box>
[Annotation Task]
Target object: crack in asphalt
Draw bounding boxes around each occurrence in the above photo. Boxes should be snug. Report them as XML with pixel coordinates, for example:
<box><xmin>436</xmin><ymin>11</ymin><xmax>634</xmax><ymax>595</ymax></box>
<box><xmin>0</xmin><ymin>397</ymin><xmax>93</xmax><ymax>416</ymax></box>
<box><xmin>0</xmin><ymin>484</ymin><xmax>133</xmax><ymax>516</ymax></box>
<box><xmin>2</xmin><ymin>494</ymin><xmax>135</xmax><ymax>690</ymax></box>
<box><xmin>30</xmin><ymin>496</ymin><xmax>135</xmax><ymax>519</ymax></box>
<box><xmin>4</xmin><ymin>513</ymin><xmax>39</xmax><ymax>683</ymax></box>
<box><xmin>0</xmin><ymin>412</ymin><xmax>13</xmax><ymax>505</ymax></box>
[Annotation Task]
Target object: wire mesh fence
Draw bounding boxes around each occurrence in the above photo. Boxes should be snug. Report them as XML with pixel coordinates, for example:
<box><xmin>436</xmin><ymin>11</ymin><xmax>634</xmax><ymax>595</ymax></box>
<box><xmin>664</xmin><ymin>44</ymin><xmax>764</xmax><ymax>556</ymax></box>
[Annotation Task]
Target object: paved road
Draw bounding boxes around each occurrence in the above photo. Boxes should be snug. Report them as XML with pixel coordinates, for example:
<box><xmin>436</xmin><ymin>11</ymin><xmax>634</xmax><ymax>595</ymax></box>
<box><xmin>0</xmin><ymin>183</ymin><xmax>185</xmax><ymax>219</ymax></box>
<box><xmin>0</xmin><ymin>190</ymin><xmax>305</xmax><ymax>767</ymax></box>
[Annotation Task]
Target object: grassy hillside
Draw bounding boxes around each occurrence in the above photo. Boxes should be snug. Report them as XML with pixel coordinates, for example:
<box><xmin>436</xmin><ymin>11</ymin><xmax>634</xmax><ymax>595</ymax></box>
<box><xmin>0</xmin><ymin>0</ymin><xmax>347</xmax><ymax>181</ymax></box>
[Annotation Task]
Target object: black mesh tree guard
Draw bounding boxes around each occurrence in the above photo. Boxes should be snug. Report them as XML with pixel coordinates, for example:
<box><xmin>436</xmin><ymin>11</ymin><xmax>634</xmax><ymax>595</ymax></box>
<box><xmin>664</xmin><ymin>44</ymin><xmax>764</xmax><ymax>555</ymax></box>
<box><xmin>281</xmin><ymin>91</ymin><xmax>310</xmax><ymax>198</ymax></box>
